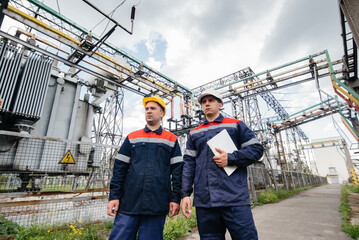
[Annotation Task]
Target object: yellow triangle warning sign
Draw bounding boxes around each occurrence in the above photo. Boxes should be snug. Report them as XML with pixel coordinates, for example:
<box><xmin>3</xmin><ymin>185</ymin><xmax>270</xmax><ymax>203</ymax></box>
<box><xmin>59</xmin><ymin>150</ymin><xmax>76</xmax><ymax>164</ymax></box>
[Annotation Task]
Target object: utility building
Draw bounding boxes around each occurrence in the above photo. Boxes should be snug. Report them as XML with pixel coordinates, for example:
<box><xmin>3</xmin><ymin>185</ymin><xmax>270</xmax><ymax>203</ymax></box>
<box><xmin>306</xmin><ymin>137</ymin><xmax>353</xmax><ymax>184</ymax></box>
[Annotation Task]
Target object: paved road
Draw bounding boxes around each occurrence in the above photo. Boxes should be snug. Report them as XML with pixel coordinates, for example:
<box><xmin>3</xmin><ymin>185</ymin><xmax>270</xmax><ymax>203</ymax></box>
<box><xmin>180</xmin><ymin>184</ymin><xmax>352</xmax><ymax>240</ymax></box>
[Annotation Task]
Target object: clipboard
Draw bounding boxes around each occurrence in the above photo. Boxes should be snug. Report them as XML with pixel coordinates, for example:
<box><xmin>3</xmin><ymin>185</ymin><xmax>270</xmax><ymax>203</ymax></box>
<box><xmin>207</xmin><ymin>129</ymin><xmax>237</xmax><ymax>176</ymax></box>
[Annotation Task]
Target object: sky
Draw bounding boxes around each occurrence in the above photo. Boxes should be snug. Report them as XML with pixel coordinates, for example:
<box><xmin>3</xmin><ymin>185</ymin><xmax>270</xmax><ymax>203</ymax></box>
<box><xmin>2</xmin><ymin>0</ymin><xmax>356</xmax><ymax>145</ymax></box>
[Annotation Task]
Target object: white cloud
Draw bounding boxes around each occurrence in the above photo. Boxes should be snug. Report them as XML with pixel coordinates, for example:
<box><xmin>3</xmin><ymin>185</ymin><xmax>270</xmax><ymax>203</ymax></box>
<box><xmin>122</xmin><ymin>94</ymin><xmax>146</xmax><ymax>135</ymax></box>
<box><xmin>145</xmin><ymin>57</ymin><xmax>162</xmax><ymax>71</ymax></box>
<box><xmin>4</xmin><ymin>0</ymin><xmax>351</xmax><ymax>142</ymax></box>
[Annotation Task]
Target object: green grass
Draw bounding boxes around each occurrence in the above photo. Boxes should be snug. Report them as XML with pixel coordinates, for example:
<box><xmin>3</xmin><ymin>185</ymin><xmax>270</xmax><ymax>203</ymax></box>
<box><xmin>1</xmin><ymin>186</ymin><xmax>317</xmax><ymax>240</ymax></box>
<box><xmin>0</xmin><ymin>214</ymin><xmax>19</xmax><ymax>236</ymax></box>
<box><xmin>0</xmin><ymin>209</ymin><xmax>196</xmax><ymax>240</ymax></box>
<box><xmin>341</xmin><ymin>184</ymin><xmax>359</xmax><ymax>239</ymax></box>
<box><xmin>0</xmin><ymin>216</ymin><xmax>112</xmax><ymax>240</ymax></box>
<box><xmin>163</xmin><ymin>208</ymin><xmax>197</xmax><ymax>240</ymax></box>
<box><xmin>346</xmin><ymin>184</ymin><xmax>359</xmax><ymax>194</ymax></box>
<box><xmin>254</xmin><ymin>186</ymin><xmax>312</xmax><ymax>206</ymax></box>
<box><xmin>258</xmin><ymin>189</ymin><xmax>278</xmax><ymax>204</ymax></box>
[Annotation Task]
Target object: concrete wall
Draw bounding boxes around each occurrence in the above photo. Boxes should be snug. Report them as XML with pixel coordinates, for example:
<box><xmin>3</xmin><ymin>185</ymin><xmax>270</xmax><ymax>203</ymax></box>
<box><xmin>311</xmin><ymin>137</ymin><xmax>350</xmax><ymax>184</ymax></box>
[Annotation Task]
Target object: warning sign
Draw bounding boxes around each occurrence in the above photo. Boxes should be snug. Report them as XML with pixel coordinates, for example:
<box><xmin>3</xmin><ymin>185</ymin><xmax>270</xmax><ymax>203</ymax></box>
<box><xmin>350</xmin><ymin>168</ymin><xmax>359</xmax><ymax>185</ymax></box>
<box><xmin>59</xmin><ymin>150</ymin><xmax>76</xmax><ymax>164</ymax></box>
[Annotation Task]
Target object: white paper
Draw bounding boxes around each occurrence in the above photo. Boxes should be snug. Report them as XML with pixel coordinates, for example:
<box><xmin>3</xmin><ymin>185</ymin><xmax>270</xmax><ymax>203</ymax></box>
<box><xmin>207</xmin><ymin>129</ymin><xmax>238</xmax><ymax>176</ymax></box>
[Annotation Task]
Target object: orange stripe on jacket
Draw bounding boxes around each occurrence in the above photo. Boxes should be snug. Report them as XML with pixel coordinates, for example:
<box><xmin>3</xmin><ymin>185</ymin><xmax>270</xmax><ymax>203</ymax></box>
<box><xmin>128</xmin><ymin>129</ymin><xmax>177</xmax><ymax>142</ymax></box>
<box><xmin>191</xmin><ymin>117</ymin><xmax>240</xmax><ymax>132</ymax></box>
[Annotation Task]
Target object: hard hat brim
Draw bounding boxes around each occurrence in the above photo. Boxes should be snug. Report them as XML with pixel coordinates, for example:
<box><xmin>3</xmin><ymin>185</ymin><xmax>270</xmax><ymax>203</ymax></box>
<box><xmin>198</xmin><ymin>89</ymin><xmax>223</xmax><ymax>104</ymax></box>
<box><xmin>143</xmin><ymin>96</ymin><xmax>166</xmax><ymax>115</ymax></box>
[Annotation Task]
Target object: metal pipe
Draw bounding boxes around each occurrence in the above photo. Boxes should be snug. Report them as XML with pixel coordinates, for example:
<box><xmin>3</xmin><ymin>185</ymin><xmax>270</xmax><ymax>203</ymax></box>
<box><xmin>46</xmin><ymin>75</ymin><xmax>63</xmax><ymax>137</ymax></box>
<box><xmin>215</xmin><ymin>50</ymin><xmax>326</xmax><ymax>90</ymax></box>
<box><xmin>326</xmin><ymin>50</ymin><xmax>359</xmax><ymax>100</ymax></box>
<box><xmin>67</xmin><ymin>82</ymin><xmax>81</xmax><ymax>140</ymax></box>
<box><xmin>85</xmin><ymin>105</ymin><xmax>94</xmax><ymax>139</ymax></box>
<box><xmin>0</xmin><ymin>30</ymin><xmax>145</xmax><ymax>95</ymax></box>
<box><xmin>25</xmin><ymin>0</ymin><xmax>191</xmax><ymax>94</ymax></box>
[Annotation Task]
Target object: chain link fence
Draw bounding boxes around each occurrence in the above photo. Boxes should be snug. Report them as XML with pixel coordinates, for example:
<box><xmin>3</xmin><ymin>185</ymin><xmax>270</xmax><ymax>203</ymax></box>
<box><xmin>248</xmin><ymin>164</ymin><xmax>327</xmax><ymax>201</ymax></box>
<box><xmin>0</xmin><ymin>130</ymin><xmax>116</xmax><ymax>227</ymax></box>
<box><xmin>0</xmin><ymin>131</ymin><xmax>327</xmax><ymax>227</ymax></box>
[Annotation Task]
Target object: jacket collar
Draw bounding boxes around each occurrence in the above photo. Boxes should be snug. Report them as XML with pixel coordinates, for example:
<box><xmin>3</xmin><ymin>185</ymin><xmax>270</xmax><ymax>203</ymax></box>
<box><xmin>144</xmin><ymin>125</ymin><xmax>163</xmax><ymax>134</ymax></box>
<box><xmin>204</xmin><ymin>113</ymin><xmax>224</xmax><ymax>124</ymax></box>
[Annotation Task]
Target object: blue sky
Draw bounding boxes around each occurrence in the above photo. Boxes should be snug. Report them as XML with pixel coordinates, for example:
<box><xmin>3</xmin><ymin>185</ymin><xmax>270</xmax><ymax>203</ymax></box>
<box><xmin>2</xmin><ymin>0</ymin><xmax>354</xmax><ymax>144</ymax></box>
<box><xmin>124</xmin><ymin>32</ymin><xmax>168</xmax><ymax>70</ymax></box>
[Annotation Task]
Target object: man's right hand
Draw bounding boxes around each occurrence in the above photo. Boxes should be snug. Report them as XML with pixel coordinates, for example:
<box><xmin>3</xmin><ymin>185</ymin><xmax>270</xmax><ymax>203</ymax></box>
<box><xmin>107</xmin><ymin>200</ymin><xmax>119</xmax><ymax>217</ymax></box>
<box><xmin>181</xmin><ymin>196</ymin><xmax>192</xmax><ymax>218</ymax></box>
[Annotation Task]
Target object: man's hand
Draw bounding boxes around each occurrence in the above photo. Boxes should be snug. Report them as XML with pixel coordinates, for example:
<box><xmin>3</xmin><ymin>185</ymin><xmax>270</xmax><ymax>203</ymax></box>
<box><xmin>169</xmin><ymin>202</ymin><xmax>180</xmax><ymax>218</ymax></box>
<box><xmin>181</xmin><ymin>196</ymin><xmax>192</xmax><ymax>218</ymax></box>
<box><xmin>107</xmin><ymin>200</ymin><xmax>119</xmax><ymax>217</ymax></box>
<box><xmin>213</xmin><ymin>148</ymin><xmax>228</xmax><ymax>168</ymax></box>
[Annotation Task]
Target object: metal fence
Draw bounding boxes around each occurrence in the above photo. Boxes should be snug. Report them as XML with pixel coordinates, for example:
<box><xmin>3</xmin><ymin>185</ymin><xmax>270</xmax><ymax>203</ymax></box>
<box><xmin>0</xmin><ymin>131</ymin><xmax>327</xmax><ymax>228</ymax></box>
<box><xmin>0</xmin><ymin>130</ymin><xmax>116</xmax><ymax>227</ymax></box>
<box><xmin>248</xmin><ymin>164</ymin><xmax>328</xmax><ymax>201</ymax></box>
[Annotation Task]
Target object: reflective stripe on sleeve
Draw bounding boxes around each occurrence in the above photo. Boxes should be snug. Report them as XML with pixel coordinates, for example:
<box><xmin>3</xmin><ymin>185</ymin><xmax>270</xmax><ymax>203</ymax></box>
<box><xmin>116</xmin><ymin>153</ymin><xmax>131</xmax><ymax>163</ymax></box>
<box><xmin>185</xmin><ymin>149</ymin><xmax>197</xmax><ymax>157</ymax></box>
<box><xmin>241</xmin><ymin>138</ymin><xmax>260</xmax><ymax>148</ymax></box>
<box><xmin>170</xmin><ymin>156</ymin><xmax>183</xmax><ymax>164</ymax></box>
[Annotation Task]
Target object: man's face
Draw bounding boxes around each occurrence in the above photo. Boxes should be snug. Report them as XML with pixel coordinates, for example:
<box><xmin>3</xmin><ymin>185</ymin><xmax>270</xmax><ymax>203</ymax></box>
<box><xmin>145</xmin><ymin>101</ymin><xmax>164</xmax><ymax>124</ymax></box>
<box><xmin>201</xmin><ymin>96</ymin><xmax>222</xmax><ymax>117</ymax></box>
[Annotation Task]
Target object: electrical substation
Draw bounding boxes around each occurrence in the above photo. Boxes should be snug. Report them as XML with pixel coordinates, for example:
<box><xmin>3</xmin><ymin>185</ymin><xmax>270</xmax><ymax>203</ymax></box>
<box><xmin>0</xmin><ymin>0</ymin><xmax>359</xmax><ymax>227</ymax></box>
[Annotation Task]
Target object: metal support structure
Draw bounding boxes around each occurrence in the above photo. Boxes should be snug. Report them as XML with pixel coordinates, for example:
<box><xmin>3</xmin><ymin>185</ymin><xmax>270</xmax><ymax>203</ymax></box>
<box><xmin>94</xmin><ymin>89</ymin><xmax>124</xmax><ymax>147</ymax></box>
<box><xmin>92</xmin><ymin>89</ymin><xmax>124</xmax><ymax>186</ymax></box>
<box><xmin>274</xmin><ymin>130</ymin><xmax>288</xmax><ymax>172</ymax></box>
<box><xmin>0</xmin><ymin>0</ymin><xmax>355</xmax><ymax>229</ymax></box>
<box><xmin>191</xmin><ymin>66</ymin><xmax>314</xmax><ymax>174</ymax></box>
<box><xmin>0</xmin><ymin>0</ymin><xmax>9</xmax><ymax>26</ymax></box>
<box><xmin>2</xmin><ymin>0</ymin><xmax>192</xmax><ymax>100</ymax></box>
<box><xmin>339</xmin><ymin>0</ymin><xmax>359</xmax><ymax>84</ymax></box>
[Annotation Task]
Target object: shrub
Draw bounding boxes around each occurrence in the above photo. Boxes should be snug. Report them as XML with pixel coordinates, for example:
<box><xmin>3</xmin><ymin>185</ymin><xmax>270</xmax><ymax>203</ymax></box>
<box><xmin>276</xmin><ymin>188</ymin><xmax>290</xmax><ymax>199</ymax></box>
<box><xmin>258</xmin><ymin>190</ymin><xmax>278</xmax><ymax>204</ymax></box>
<box><xmin>0</xmin><ymin>214</ymin><xmax>19</xmax><ymax>236</ymax></box>
<box><xmin>163</xmin><ymin>207</ymin><xmax>197</xmax><ymax>240</ymax></box>
<box><xmin>341</xmin><ymin>185</ymin><xmax>359</xmax><ymax>239</ymax></box>
<box><xmin>346</xmin><ymin>184</ymin><xmax>359</xmax><ymax>194</ymax></box>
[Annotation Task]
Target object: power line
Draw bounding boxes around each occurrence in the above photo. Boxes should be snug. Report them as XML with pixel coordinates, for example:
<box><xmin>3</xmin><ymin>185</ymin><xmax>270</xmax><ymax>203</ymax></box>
<box><xmin>90</xmin><ymin>0</ymin><xmax>127</xmax><ymax>38</ymax></box>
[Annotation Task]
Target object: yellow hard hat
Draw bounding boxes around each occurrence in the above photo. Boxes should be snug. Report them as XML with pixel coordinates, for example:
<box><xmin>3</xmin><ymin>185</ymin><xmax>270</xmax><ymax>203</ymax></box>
<box><xmin>143</xmin><ymin>96</ymin><xmax>166</xmax><ymax>115</ymax></box>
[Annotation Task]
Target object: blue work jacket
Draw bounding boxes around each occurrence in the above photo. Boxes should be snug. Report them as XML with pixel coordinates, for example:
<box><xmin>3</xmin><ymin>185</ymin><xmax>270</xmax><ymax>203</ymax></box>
<box><xmin>181</xmin><ymin>114</ymin><xmax>264</xmax><ymax>207</ymax></box>
<box><xmin>109</xmin><ymin>126</ymin><xmax>183</xmax><ymax>215</ymax></box>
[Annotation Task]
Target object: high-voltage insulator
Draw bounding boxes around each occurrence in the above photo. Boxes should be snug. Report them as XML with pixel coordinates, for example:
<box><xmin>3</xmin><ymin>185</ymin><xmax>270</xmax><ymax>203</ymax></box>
<box><xmin>131</xmin><ymin>6</ymin><xmax>136</xmax><ymax>21</ymax></box>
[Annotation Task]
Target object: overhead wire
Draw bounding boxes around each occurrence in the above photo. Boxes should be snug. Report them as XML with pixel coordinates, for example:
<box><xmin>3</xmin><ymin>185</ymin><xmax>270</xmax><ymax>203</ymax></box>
<box><xmin>90</xmin><ymin>0</ymin><xmax>127</xmax><ymax>38</ymax></box>
<box><xmin>123</xmin><ymin>99</ymin><xmax>143</xmax><ymax>113</ymax></box>
<box><xmin>133</xmin><ymin>0</ymin><xmax>141</xmax><ymax>7</ymax></box>
<box><xmin>56</xmin><ymin>0</ymin><xmax>61</xmax><ymax>15</ymax></box>
<box><xmin>273</xmin><ymin>90</ymin><xmax>324</xmax><ymax>95</ymax></box>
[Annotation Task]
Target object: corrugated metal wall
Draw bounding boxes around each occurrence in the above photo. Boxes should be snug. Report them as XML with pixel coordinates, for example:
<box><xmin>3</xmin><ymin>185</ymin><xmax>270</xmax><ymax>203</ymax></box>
<box><xmin>0</xmin><ymin>39</ymin><xmax>53</xmax><ymax>118</ymax></box>
<box><xmin>0</xmin><ymin>40</ymin><xmax>24</xmax><ymax>112</ymax></box>
<box><xmin>12</xmin><ymin>51</ymin><xmax>53</xmax><ymax>118</ymax></box>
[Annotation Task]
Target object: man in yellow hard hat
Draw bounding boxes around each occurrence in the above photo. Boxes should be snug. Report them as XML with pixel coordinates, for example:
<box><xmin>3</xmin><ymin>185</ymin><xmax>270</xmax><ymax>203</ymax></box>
<box><xmin>107</xmin><ymin>96</ymin><xmax>183</xmax><ymax>240</ymax></box>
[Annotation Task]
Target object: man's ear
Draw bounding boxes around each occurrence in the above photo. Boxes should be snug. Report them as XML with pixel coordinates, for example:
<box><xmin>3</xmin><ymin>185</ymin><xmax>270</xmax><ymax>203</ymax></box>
<box><xmin>219</xmin><ymin>102</ymin><xmax>223</xmax><ymax>108</ymax></box>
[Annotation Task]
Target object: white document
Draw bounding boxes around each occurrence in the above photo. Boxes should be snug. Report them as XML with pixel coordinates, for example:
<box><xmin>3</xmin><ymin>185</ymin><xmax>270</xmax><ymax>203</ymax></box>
<box><xmin>207</xmin><ymin>129</ymin><xmax>238</xmax><ymax>176</ymax></box>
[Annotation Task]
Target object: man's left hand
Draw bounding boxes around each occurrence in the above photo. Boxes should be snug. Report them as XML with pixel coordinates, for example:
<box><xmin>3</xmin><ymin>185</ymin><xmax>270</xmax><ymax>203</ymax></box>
<box><xmin>169</xmin><ymin>202</ymin><xmax>180</xmax><ymax>217</ymax></box>
<box><xmin>213</xmin><ymin>148</ymin><xmax>228</xmax><ymax>168</ymax></box>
